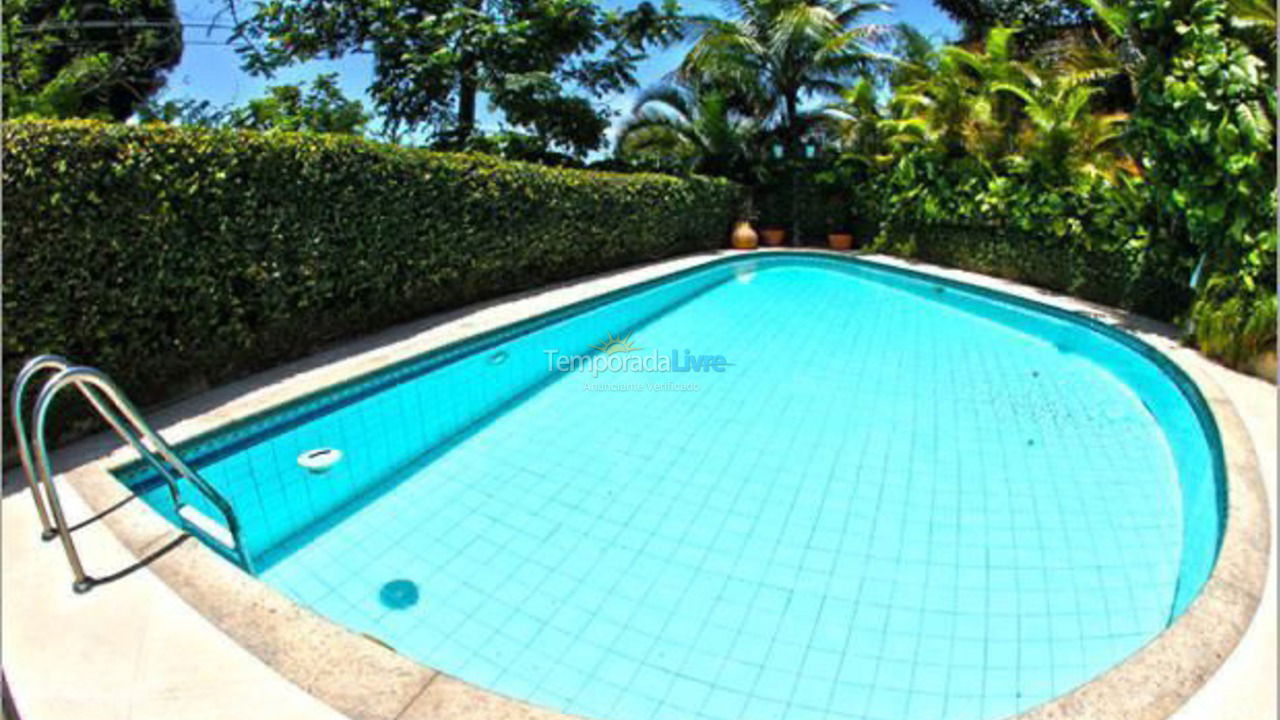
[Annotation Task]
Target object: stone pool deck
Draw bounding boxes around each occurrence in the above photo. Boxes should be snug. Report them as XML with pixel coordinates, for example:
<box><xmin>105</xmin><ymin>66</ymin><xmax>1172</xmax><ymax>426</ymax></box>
<box><xmin>2</xmin><ymin>250</ymin><xmax>1274</xmax><ymax>720</ymax></box>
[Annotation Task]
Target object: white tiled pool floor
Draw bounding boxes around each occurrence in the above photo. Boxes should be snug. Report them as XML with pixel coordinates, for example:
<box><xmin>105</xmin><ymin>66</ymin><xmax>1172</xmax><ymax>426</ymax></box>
<box><xmin>262</xmin><ymin>262</ymin><xmax>1184</xmax><ymax>720</ymax></box>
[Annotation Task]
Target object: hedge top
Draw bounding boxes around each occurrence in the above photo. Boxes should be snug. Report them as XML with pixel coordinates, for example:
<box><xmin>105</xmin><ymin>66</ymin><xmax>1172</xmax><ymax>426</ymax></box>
<box><xmin>2</xmin><ymin>119</ymin><xmax>739</xmax><ymax>444</ymax></box>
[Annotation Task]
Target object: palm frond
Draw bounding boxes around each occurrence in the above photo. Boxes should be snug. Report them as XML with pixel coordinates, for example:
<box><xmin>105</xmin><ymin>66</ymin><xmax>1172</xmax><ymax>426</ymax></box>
<box><xmin>631</xmin><ymin>83</ymin><xmax>695</xmax><ymax>121</ymax></box>
<box><xmin>989</xmin><ymin>81</ymin><xmax>1034</xmax><ymax>105</ymax></box>
<box><xmin>1078</xmin><ymin>0</ymin><xmax>1132</xmax><ymax>38</ymax></box>
<box><xmin>835</xmin><ymin>1</ymin><xmax>892</xmax><ymax>27</ymax></box>
<box><xmin>1235</xmin><ymin>99</ymin><xmax>1275</xmax><ymax>147</ymax></box>
<box><xmin>1227</xmin><ymin>0</ymin><xmax>1277</xmax><ymax>33</ymax></box>
<box><xmin>985</xmin><ymin>27</ymin><xmax>1019</xmax><ymax>63</ymax></box>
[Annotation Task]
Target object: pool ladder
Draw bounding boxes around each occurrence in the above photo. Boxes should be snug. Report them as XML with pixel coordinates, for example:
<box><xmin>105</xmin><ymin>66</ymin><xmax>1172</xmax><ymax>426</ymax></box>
<box><xmin>10</xmin><ymin>356</ymin><xmax>251</xmax><ymax>592</ymax></box>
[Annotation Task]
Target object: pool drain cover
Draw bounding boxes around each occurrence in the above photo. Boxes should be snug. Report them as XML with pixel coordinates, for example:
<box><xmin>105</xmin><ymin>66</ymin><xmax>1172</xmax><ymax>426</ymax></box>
<box><xmin>380</xmin><ymin>579</ymin><xmax>420</xmax><ymax>609</ymax></box>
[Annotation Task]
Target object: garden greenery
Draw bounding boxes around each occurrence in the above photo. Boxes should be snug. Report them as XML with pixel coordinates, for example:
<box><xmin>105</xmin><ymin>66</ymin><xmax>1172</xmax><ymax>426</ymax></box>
<box><xmin>615</xmin><ymin>0</ymin><xmax>1273</xmax><ymax>371</ymax></box>
<box><xmin>844</xmin><ymin>12</ymin><xmax>1275</xmax><ymax>369</ymax></box>
<box><xmin>2</xmin><ymin>0</ymin><xmax>183</xmax><ymax>121</ymax></box>
<box><xmin>872</xmin><ymin>157</ymin><xmax>1192</xmax><ymax>320</ymax></box>
<box><xmin>1124</xmin><ymin>0</ymin><xmax>1277</xmax><ymax>367</ymax></box>
<box><xmin>2</xmin><ymin>120</ymin><xmax>738</xmax><ymax>425</ymax></box>
<box><xmin>230</xmin><ymin>0</ymin><xmax>683</xmax><ymax>153</ymax></box>
<box><xmin>839</xmin><ymin>24</ymin><xmax>1197</xmax><ymax>320</ymax></box>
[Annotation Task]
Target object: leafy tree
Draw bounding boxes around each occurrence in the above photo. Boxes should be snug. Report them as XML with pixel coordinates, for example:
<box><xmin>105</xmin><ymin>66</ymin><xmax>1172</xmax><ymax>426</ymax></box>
<box><xmin>934</xmin><ymin>0</ymin><xmax>1093</xmax><ymax>43</ymax></box>
<box><xmin>139</xmin><ymin>74</ymin><xmax>369</xmax><ymax>134</ymax></box>
<box><xmin>136</xmin><ymin>97</ymin><xmax>231</xmax><ymax>127</ymax></box>
<box><xmin>226</xmin><ymin>74</ymin><xmax>368</xmax><ymax>134</ymax></box>
<box><xmin>616</xmin><ymin>82</ymin><xmax>763</xmax><ymax>182</ymax></box>
<box><xmin>230</xmin><ymin>0</ymin><xmax>682</xmax><ymax>156</ymax></box>
<box><xmin>2</xmin><ymin>0</ymin><xmax>182</xmax><ymax>120</ymax></box>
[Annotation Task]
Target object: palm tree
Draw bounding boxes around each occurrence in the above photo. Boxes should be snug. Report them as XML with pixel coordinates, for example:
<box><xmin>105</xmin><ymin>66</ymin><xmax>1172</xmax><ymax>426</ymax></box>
<box><xmin>616</xmin><ymin>82</ymin><xmax>763</xmax><ymax>183</ymax></box>
<box><xmin>821</xmin><ymin>78</ymin><xmax>893</xmax><ymax>168</ymax></box>
<box><xmin>993</xmin><ymin>78</ymin><xmax>1131</xmax><ymax>181</ymax></box>
<box><xmin>885</xmin><ymin>26</ymin><xmax>1132</xmax><ymax>179</ymax></box>
<box><xmin>681</xmin><ymin>0</ymin><xmax>889</xmax><ymax>159</ymax></box>
<box><xmin>889</xmin><ymin>43</ymin><xmax>996</xmax><ymax>159</ymax></box>
<box><xmin>679</xmin><ymin>0</ymin><xmax>889</xmax><ymax>240</ymax></box>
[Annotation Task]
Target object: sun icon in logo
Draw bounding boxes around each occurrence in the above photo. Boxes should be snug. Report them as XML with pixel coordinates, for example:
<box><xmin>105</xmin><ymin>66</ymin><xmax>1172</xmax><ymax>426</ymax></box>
<box><xmin>591</xmin><ymin>332</ymin><xmax>641</xmax><ymax>355</ymax></box>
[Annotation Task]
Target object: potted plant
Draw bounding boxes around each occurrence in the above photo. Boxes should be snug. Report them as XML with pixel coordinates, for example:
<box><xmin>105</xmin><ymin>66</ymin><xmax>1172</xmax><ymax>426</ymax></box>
<box><xmin>730</xmin><ymin>191</ymin><xmax>759</xmax><ymax>249</ymax></box>
<box><xmin>828</xmin><ymin>228</ymin><xmax>854</xmax><ymax>250</ymax></box>
<box><xmin>826</xmin><ymin>201</ymin><xmax>854</xmax><ymax>250</ymax></box>
<box><xmin>814</xmin><ymin>167</ymin><xmax>854</xmax><ymax>250</ymax></box>
<box><xmin>760</xmin><ymin>226</ymin><xmax>787</xmax><ymax>246</ymax></box>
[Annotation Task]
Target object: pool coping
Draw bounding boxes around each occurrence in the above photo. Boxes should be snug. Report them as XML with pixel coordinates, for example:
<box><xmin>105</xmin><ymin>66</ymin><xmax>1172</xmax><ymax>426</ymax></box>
<box><xmin>36</xmin><ymin>248</ymin><xmax>1269</xmax><ymax>720</ymax></box>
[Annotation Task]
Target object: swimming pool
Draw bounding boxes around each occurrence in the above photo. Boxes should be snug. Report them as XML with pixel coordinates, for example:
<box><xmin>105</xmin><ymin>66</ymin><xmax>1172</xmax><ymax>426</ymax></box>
<box><xmin>115</xmin><ymin>253</ymin><xmax>1225</xmax><ymax>720</ymax></box>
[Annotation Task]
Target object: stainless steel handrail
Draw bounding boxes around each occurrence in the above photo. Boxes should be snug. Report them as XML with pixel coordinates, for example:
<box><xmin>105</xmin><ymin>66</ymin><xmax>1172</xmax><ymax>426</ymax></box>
<box><xmin>9</xmin><ymin>355</ymin><xmax>155</xmax><ymax>540</ymax></box>
<box><xmin>25</xmin><ymin>364</ymin><xmax>251</xmax><ymax>591</ymax></box>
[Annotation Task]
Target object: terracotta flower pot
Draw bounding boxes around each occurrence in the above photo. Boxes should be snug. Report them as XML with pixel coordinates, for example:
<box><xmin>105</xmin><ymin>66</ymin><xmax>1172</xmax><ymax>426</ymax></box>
<box><xmin>828</xmin><ymin>233</ymin><xmax>854</xmax><ymax>251</ymax></box>
<box><xmin>761</xmin><ymin>228</ymin><xmax>786</xmax><ymax>246</ymax></box>
<box><xmin>730</xmin><ymin>221</ymin><xmax>758</xmax><ymax>249</ymax></box>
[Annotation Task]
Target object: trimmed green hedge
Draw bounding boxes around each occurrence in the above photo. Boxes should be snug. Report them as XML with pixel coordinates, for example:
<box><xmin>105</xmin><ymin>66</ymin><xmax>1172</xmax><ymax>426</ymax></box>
<box><xmin>876</xmin><ymin>222</ymin><xmax>1193</xmax><ymax>322</ymax></box>
<box><xmin>3</xmin><ymin>120</ymin><xmax>738</xmax><ymax>425</ymax></box>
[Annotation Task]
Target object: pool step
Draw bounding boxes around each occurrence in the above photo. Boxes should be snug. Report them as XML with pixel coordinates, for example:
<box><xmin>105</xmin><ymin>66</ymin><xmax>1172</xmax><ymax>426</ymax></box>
<box><xmin>177</xmin><ymin>504</ymin><xmax>236</xmax><ymax>551</ymax></box>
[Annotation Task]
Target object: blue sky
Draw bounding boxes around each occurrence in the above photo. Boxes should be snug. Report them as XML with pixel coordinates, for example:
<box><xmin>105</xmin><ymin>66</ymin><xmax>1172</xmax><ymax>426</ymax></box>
<box><xmin>165</xmin><ymin>0</ymin><xmax>958</xmax><ymax>143</ymax></box>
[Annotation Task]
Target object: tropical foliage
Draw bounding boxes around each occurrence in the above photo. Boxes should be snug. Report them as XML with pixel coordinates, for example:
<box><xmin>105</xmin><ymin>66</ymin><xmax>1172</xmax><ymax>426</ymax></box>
<box><xmin>1112</xmin><ymin>0</ymin><xmax>1277</xmax><ymax>365</ymax></box>
<box><xmin>617</xmin><ymin>82</ymin><xmax>763</xmax><ymax>182</ymax></box>
<box><xmin>769</xmin><ymin>5</ymin><xmax>1270</xmax><ymax>368</ymax></box>
<box><xmin>2</xmin><ymin>0</ymin><xmax>183</xmax><ymax>120</ymax></box>
<box><xmin>677</xmin><ymin>0</ymin><xmax>888</xmax><ymax>158</ymax></box>
<box><xmin>618</xmin><ymin>0</ymin><xmax>1274</xmax><ymax>370</ymax></box>
<box><xmin>617</xmin><ymin>0</ymin><xmax>887</xmax><ymax>230</ymax></box>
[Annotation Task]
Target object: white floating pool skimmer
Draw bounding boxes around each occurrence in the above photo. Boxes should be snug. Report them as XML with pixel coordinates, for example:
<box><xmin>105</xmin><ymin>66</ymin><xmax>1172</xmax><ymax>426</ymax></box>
<box><xmin>298</xmin><ymin>447</ymin><xmax>343</xmax><ymax>474</ymax></box>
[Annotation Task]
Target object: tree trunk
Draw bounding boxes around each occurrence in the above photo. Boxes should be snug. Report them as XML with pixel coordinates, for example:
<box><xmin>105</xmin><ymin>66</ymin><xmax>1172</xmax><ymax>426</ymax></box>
<box><xmin>784</xmin><ymin>91</ymin><xmax>800</xmax><ymax>246</ymax></box>
<box><xmin>455</xmin><ymin>0</ymin><xmax>483</xmax><ymax>146</ymax></box>
<box><xmin>457</xmin><ymin>70</ymin><xmax>477</xmax><ymax>145</ymax></box>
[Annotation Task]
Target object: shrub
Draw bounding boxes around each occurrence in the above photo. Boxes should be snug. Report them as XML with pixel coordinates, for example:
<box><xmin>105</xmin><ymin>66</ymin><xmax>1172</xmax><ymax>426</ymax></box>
<box><xmin>870</xmin><ymin>150</ymin><xmax>1193</xmax><ymax>321</ymax></box>
<box><xmin>1190</xmin><ymin>275</ymin><xmax>1278</xmax><ymax>369</ymax></box>
<box><xmin>1126</xmin><ymin>0</ymin><xmax>1277</xmax><ymax>366</ymax></box>
<box><xmin>876</xmin><ymin>221</ymin><xmax>1193</xmax><ymax>321</ymax></box>
<box><xmin>2</xmin><ymin>120</ymin><xmax>739</xmax><ymax>431</ymax></box>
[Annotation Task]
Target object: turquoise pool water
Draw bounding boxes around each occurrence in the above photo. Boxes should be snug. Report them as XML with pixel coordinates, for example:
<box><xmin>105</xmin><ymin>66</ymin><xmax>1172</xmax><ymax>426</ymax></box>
<box><xmin>118</xmin><ymin>254</ymin><xmax>1223</xmax><ymax>720</ymax></box>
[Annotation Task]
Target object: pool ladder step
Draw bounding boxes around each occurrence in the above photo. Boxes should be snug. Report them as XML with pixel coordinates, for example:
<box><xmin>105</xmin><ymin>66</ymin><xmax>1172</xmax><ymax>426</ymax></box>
<box><xmin>10</xmin><ymin>356</ymin><xmax>252</xmax><ymax>592</ymax></box>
